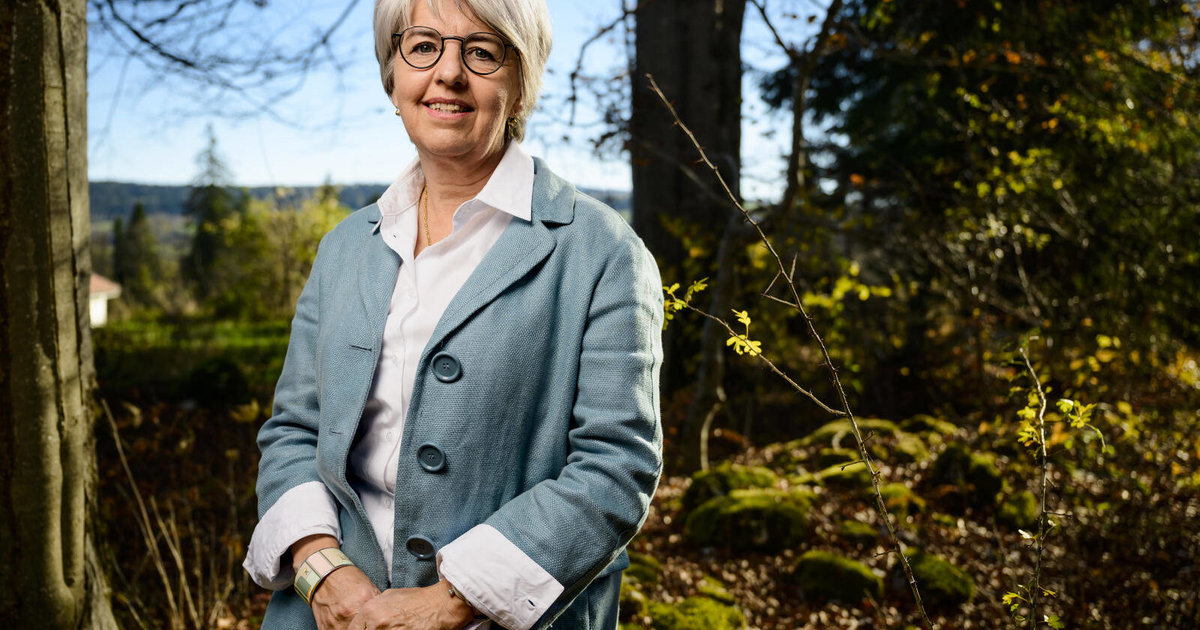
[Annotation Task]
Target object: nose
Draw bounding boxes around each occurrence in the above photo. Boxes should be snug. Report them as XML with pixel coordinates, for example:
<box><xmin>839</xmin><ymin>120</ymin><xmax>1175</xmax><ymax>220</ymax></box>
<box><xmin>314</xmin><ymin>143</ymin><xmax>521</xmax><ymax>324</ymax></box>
<box><xmin>432</xmin><ymin>40</ymin><xmax>468</xmax><ymax>86</ymax></box>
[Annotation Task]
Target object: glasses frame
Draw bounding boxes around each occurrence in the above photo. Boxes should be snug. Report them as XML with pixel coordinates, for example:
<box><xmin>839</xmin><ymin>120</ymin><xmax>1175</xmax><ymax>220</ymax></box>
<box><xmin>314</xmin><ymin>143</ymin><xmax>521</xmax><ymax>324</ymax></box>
<box><xmin>392</xmin><ymin>26</ymin><xmax>517</xmax><ymax>76</ymax></box>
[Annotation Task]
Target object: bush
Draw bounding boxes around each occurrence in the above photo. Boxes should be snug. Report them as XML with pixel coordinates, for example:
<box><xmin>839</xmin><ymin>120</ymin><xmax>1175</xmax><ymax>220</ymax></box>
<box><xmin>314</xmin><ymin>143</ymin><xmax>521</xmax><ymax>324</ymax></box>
<box><xmin>926</xmin><ymin>443</ymin><xmax>1004</xmax><ymax>508</ymax></box>
<box><xmin>641</xmin><ymin>597</ymin><xmax>745</xmax><ymax>630</ymax></box>
<box><xmin>684</xmin><ymin>488</ymin><xmax>814</xmax><ymax>551</ymax></box>
<box><xmin>682</xmin><ymin>462</ymin><xmax>779</xmax><ymax>512</ymax></box>
<box><xmin>903</xmin><ymin>549</ymin><xmax>975</xmax><ymax>609</ymax></box>
<box><xmin>998</xmin><ymin>490</ymin><xmax>1039</xmax><ymax>530</ymax></box>
<box><xmin>793</xmin><ymin>550</ymin><xmax>882</xmax><ymax>602</ymax></box>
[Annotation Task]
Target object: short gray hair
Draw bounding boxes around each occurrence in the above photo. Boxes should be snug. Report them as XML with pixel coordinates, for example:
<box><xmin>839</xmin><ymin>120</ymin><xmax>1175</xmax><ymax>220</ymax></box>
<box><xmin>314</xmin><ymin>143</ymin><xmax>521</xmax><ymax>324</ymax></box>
<box><xmin>374</xmin><ymin>0</ymin><xmax>552</xmax><ymax>142</ymax></box>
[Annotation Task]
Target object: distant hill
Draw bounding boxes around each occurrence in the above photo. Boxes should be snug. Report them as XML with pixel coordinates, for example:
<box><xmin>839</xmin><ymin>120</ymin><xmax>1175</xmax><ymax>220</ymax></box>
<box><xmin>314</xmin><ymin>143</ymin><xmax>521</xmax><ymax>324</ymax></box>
<box><xmin>89</xmin><ymin>181</ymin><xmax>631</xmax><ymax>223</ymax></box>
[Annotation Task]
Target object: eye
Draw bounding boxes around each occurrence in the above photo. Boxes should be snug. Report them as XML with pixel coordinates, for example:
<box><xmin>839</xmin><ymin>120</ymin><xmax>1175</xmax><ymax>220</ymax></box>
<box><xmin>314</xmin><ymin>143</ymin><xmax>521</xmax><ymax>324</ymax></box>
<box><xmin>466</xmin><ymin>46</ymin><xmax>497</xmax><ymax>62</ymax></box>
<box><xmin>412</xmin><ymin>41</ymin><xmax>439</xmax><ymax>55</ymax></box>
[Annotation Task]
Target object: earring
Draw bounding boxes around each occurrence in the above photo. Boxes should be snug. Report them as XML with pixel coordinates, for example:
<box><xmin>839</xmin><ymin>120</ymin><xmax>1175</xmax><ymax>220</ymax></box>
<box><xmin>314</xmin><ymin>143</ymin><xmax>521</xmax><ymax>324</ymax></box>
<box><xmin>506</xmin><ymin>117</ymin><xmax>517</xmax><ymax>135</ymax></box>
<box><xmin>395</xmin><ymin>108</ymin><xmax>402</xmax><ymax>116</ymax></box>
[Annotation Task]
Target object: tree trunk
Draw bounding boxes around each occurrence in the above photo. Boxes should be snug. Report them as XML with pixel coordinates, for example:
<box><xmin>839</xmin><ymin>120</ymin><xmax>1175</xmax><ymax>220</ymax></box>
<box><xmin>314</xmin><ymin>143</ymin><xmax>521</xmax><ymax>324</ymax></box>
<box><xmin>0</xmin><ymin>1</ymin><xmax>118</xmax><ymax>627</ymax></box>
<box><xmin>630</xmin><ymin>0</ymin><xmax>745</xmax><ymax>468</ymax></box>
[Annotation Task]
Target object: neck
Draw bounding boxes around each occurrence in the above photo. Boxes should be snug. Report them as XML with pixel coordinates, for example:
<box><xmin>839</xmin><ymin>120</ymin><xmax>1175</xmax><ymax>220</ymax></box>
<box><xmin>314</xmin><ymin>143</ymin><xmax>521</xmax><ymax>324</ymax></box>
<box><xmin>419</xmin><ymin>142</ymin><xmax>508</xmax><ymax>215</ymax></box>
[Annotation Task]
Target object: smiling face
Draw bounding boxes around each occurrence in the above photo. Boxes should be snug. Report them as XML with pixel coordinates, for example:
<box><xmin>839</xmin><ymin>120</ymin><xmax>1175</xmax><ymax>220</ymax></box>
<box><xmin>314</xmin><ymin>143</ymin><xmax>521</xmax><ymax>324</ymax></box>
<box><xmin>391</xmin><ymin>0</ymin><xmax>522</xmax><ymax>165</ymax></box>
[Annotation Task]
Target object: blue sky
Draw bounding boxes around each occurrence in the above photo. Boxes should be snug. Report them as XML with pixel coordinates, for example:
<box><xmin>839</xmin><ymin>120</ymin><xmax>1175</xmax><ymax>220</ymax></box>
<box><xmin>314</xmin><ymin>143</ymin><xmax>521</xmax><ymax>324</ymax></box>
<box><xmin>87</xmin><ymin>1</ymin><xmax>812</xmax><ymax>199</ymax></box>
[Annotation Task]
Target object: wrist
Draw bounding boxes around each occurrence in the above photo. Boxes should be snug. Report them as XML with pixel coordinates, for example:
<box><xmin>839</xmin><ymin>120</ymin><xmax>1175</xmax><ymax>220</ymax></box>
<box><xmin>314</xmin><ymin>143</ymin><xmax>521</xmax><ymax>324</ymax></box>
<box><xmin>441</xmin><ymin>579</ymin><xmax>483</xmax><ymax>624</ymax></box>
<box><xmin>294</xmin><ymin>547</ymin><xmax>355</xmax><ymax>605</ymax></box>
<box><xmin>290</xmin><ymin>534</ymin><xmax>339</xmax><ymax>573</ymax></box>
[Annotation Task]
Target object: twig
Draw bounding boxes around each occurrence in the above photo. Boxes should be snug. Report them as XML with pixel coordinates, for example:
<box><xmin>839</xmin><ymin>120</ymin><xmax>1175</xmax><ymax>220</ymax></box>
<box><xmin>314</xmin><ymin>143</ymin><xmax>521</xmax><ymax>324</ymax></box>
<box><xmin>1019</xmin><ymin>347</ymin><xmax>1051</xmax><ymax>628</ymax></box>
<box><xmin>648</xmin><ymin>73</ymin><xmax>935</xmax><ymax>629</ymax></box>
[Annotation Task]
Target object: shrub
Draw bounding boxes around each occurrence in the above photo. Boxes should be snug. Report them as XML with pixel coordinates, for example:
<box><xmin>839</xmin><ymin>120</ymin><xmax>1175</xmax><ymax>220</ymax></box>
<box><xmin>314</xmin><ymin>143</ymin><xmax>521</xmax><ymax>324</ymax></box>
<box><xmin>684</xmin><ymin>488</ymin><xmax>814</xmax><ymax>551</ymax></box>
<box><xmin>793</xmin><ymin>550</ymin><xmax>883</xmax><ymax>602</ymax></box>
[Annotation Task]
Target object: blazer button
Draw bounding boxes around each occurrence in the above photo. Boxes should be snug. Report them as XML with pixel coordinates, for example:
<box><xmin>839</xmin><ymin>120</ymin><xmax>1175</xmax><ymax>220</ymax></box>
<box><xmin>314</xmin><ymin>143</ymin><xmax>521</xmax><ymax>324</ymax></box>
<box><xmin>405</xmin><ymin>535</ymin><xmax>436</xmax><ymax>560</ymax></box>
<box><xmin>417</xmin><ymin>443</ymin><xmax>446</xmax><ymax>473</ymax></box>
<box><xmin>431</xmin><ymin>352</ymin><xmax>462</xmax><ymax>383</ymax></box>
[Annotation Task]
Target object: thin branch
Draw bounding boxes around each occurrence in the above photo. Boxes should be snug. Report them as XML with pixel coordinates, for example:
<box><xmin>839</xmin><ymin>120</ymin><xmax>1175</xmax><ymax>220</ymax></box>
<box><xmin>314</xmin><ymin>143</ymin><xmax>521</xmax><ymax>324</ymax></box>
<box><xmin>647</xmin><ymin>72</ymin><xmax>935</xmax><ymax>629</ymax></box>
<box><xmin>1019</xmin><ymin>347</ymin><xmax>1051</xmax><ymax>629</ymax></box>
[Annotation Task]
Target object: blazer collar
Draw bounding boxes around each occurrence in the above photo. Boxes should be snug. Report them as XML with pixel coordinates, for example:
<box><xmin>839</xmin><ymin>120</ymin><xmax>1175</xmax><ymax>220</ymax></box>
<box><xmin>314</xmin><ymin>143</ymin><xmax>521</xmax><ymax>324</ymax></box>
<box><xmin>364</xmin><ymin>156</ymin><xmax>575</xmax><ymax>230</ymax></box>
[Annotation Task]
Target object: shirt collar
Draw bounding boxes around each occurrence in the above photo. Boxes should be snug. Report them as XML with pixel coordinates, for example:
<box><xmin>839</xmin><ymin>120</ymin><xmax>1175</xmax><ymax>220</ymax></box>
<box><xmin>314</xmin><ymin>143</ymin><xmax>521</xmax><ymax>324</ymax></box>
<box><xmin>373</xmin><ymin>141</ymin><xmax>534</xmax><ymax>233</ymax></box>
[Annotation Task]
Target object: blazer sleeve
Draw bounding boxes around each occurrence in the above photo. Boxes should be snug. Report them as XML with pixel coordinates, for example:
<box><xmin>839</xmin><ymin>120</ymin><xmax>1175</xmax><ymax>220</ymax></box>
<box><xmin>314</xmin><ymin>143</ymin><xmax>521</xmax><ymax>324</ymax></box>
<box><xmin>254</xmin><ymin>233</ymin><xmax>331</xmax><ymax>520</ymax></box>
<box><xmin>479</xmin><ymin>236</ymin><xmax>665</xmax><ymax>628</ymax></box>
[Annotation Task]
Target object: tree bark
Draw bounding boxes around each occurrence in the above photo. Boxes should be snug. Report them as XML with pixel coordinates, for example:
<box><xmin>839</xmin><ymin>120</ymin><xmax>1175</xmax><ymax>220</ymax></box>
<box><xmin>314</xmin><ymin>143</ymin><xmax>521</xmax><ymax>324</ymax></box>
<box><xmin>1</xmin><ymin>1</ymin><xmax>118</xmax><ymax>627</ymax></box>
<box><xmin>630</xmin><ymin>0</ymin><xmax>745</xmax><ymax>468</ymax></box>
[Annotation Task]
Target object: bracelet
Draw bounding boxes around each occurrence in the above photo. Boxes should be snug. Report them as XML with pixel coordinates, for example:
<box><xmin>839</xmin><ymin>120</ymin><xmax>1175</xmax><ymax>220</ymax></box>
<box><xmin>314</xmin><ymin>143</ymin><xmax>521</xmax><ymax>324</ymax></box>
<box><xmin>294</xmin><ymin>547</ymin><xmax>354</xmax><ymax>605</ymax></box>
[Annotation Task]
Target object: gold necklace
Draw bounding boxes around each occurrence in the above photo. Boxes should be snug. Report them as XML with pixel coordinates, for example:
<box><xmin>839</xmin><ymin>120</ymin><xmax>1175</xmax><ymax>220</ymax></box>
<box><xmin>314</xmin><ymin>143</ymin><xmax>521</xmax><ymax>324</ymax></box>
<box><xmin>421</xmin><ymin>184</ymin><xmax>432</xmax><ymax>246</ymax></box>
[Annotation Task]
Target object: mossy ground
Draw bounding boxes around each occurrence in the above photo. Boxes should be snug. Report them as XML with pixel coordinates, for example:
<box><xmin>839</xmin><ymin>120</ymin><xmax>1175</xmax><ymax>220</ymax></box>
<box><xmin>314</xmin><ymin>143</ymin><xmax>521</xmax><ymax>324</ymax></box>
<box><xmin>793</xmin><ymin>550</ymin><xmax>883</xmax><ymax>603</ymax></box>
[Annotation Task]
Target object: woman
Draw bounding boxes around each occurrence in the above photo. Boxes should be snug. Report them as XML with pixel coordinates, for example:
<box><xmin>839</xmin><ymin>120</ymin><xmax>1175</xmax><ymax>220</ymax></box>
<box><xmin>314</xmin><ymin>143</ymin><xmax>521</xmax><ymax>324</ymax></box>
<box><xmin>242</xmin><ymin>1</ymin><xmax>664</xmax><ymax>629</ymax></box>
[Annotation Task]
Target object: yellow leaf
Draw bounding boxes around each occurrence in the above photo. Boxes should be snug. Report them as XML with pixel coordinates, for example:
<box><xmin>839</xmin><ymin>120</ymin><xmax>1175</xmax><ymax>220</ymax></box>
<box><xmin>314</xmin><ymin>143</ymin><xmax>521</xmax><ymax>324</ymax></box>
<box><xmin>1117</xmin><ymin>401</ymin><xmax>1133</xmax><ymax>415</ymax></box>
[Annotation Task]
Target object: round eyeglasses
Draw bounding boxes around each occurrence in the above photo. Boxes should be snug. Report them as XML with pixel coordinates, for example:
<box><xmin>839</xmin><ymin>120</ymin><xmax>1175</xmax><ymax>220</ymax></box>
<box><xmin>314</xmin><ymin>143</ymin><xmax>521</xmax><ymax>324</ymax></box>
<box><xmin>392</xmin><ymin>26</ymin><xmax>516</xmax><ymax>76</ymax></box>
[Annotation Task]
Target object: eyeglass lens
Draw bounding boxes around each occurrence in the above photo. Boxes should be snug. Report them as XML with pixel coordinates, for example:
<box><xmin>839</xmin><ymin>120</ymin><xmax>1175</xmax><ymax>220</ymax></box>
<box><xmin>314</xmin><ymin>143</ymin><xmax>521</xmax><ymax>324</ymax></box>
<box><xmin>399</xmin><ymin>27</ymin><xmax>507</xmax><ymax>74</ymax></box>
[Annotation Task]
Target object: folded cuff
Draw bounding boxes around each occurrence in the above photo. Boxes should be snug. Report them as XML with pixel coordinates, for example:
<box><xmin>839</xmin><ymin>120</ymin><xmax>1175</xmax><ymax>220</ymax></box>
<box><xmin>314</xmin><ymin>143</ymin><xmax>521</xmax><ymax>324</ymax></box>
<box><xmin>243</xmin><ymin>481</ymin><xmax>340</xmax><ymax>590</ymax></box>
<box><xmin>437</xmin><ymin>524</ymin><xmax>564</xmax><ymax>630</ymax></box>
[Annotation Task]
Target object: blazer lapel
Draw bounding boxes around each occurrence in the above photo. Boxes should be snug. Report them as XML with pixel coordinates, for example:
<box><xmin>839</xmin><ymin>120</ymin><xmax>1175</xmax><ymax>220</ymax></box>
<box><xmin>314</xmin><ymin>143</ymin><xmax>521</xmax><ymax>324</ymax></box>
<box><xmin>358</xmin><ymin>208</ymin><xmax>402</xmax><ymax>349</ymax></box>
<box><xmin>424</xmin><ymin>159</ymin><xmax>575</xmax><ymax>355</ymax></box>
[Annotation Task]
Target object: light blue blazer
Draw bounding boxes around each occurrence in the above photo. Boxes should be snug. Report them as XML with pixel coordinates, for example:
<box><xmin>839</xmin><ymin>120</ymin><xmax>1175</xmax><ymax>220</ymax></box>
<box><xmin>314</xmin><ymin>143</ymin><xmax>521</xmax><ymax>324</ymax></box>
<box><xmin>254</xmin><ymin>158</ymin><xmax>664</xmax><ymax>629</ymax></box>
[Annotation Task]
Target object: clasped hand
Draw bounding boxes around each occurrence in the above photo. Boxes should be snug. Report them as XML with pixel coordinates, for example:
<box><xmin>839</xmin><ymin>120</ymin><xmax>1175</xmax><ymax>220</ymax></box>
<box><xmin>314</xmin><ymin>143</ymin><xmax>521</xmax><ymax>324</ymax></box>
<box><xmin>312</xmin><ymin>566</ymin><xmax>477</xmax><ymax>630</ymax></box>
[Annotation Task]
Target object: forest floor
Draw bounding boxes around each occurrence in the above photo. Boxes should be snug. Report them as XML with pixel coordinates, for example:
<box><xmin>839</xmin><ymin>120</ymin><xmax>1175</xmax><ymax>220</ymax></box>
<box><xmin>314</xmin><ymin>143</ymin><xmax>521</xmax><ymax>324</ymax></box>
<box><xmin>623</xmin><ymin>421</ymin><xmax>1200</xmax><ymax>629</ymax></box>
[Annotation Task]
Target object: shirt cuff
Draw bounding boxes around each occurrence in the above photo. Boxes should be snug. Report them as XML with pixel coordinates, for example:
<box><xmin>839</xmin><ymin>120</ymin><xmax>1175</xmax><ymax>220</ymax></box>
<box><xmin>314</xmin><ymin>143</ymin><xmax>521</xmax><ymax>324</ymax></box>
<box><xmin>437</xmin><ymin>524</ymin><xmax>564</xmax><ymax>630</ymax></box>
<box><xmin>243</xmin><ymin>481</ymin><xmax>341</xmax><ymax>590</ymax></box>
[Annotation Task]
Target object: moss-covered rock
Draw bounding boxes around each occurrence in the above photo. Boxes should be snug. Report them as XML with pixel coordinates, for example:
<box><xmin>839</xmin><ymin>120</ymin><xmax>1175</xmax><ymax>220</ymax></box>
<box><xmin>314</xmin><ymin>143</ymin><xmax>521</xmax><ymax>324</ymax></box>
<box><xmin>998</xmin><ymin>490</ymin><xmax>1039</xmax><ymax>530</ymax></box>
<box><xmin>876</xmin><ymin>482</ymin><xmax>927</xmax><ymax>517</ymax></box>
<box><xmin>642</xmin><ymin>597</ymin><xmax>746</xmax><ymax>630</ymax></box>
<box><xmin>903</xmin><ymin>549</ymin><xmax>975</xmax><ymax>609</ymax></box>
<box><xmin>837</xmin><ymin>519</ymin><xmax>879</xmax><ymax>546</ymax></box>
<box><xmin>892</xmin><ymin>433</ymin><xmax>930</xmax><ymax>463</ymax></box>
<box><xmin>682</xmin><ymin>462</ymin><xmax>779</xmax><ymax>512</ymax></box>
<box><xmin>761</xmin><ymin>438</ymin><xmax>807</xmax><ymax>470</ymax></box>
<box><xmin>684</xmin><ymin>488</ymin><xmax>814</xmax><ymax>551</ymax></box>
<box><xmin>800</xmin><ymin>418</ymin><xmax>900</xmax><ymax>449</ymax></box>
<box><xmin>620</xmin><ymin>575</ymin><xmax>650</xmax><ymax>619</ymax></box>
<box><xmin>817</xmin><ymin>447</ymin><xmax>858</xmax><ymax>468</ymax></box>
<box><xmin>817</xmin><ymin>461</ymin><xmax>873</xmax><ymax>489</ymax></box>
<box><xmin>900</xmin><ymin>414</ymin><xmax>959</xmax><ymax>439</ymax></box>
<box><xmin>793</xmin><ymin>550</ymin><xmax>883</xmax><ymax>602</ymax></box>
<box><xmin>926</xmin><ymin>443</ymin><xmax>1004</xmax><ymax>508</ymax></box>
<box><xmin>626</xmin><ymin>551</ymin><xmax>663</xmax><ymax>585</ymax></box>
<box><xmin>695</xmin><ymin>574</ymin><xmax>736</xmax><ymax>604</ymax></box>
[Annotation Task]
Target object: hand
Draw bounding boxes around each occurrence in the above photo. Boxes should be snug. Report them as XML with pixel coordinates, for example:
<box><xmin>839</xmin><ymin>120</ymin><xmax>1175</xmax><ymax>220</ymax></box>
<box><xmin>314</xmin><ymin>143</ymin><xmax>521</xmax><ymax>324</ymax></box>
<box><xmin>292</xmin><ymin>535</ymin><xmax>380</xmax><ymax>630</ymax></box>
<box><xmin>311</xmin><ymin>565</ymin><xmax>382</xmax><ymax>630</ymax></box>
<box><xmin>350</xmin><ymin>581</ymin><xmax>477</xmax><ymax>630</ymax></box>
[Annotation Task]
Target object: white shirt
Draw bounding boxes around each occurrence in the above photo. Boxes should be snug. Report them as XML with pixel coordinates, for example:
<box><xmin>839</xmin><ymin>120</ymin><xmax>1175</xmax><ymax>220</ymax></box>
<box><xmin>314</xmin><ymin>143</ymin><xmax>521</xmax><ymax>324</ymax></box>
<box><xmin>244</xmin><ymin>142</ymin><xmax>562</xmax><ymax>630</ymax></box>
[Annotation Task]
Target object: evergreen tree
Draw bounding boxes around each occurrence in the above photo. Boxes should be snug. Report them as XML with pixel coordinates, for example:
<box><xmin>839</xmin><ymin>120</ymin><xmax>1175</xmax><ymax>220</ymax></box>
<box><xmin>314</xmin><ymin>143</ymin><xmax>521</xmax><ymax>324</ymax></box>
<box><xmin>112</xmin><ymin>202</ymin><xmax>162</xmax><ymax>308</ymax></box>
<box><xmin>183</xmin><ymin>124</ymin><xmax>236</xmax><ymax>304</ymax></box>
